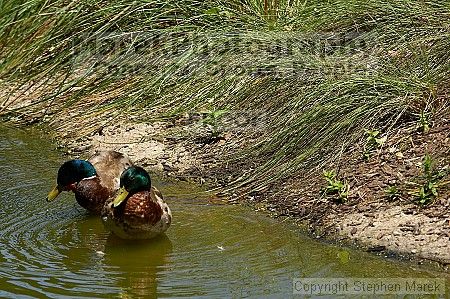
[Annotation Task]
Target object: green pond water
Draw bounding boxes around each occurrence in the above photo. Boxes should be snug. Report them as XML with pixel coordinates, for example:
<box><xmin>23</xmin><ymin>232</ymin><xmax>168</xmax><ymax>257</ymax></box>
<box><xmin>0</xmin><ymin>124</ymin><xmax>448</xmax><ymax>298</ymax></box>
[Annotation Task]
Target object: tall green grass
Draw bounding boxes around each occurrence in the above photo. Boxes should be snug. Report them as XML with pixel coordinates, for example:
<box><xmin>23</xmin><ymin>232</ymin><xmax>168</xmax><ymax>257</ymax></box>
<box><xmin>1</xmin><ymin>0</ymin><xmax>449</xmax><ymax>192</ymax></box>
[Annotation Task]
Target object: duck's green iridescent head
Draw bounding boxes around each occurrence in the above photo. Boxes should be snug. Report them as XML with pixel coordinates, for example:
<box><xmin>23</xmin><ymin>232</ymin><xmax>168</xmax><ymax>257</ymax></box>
<box><xmin>113</xmin><ymin>166</ymin><xmax>151</xmax><ymax>207</ymax></box>
<box><xmin>46</xmin><ymin>160</ymin><xmax>97</xmax><ymax>202</ymax></box>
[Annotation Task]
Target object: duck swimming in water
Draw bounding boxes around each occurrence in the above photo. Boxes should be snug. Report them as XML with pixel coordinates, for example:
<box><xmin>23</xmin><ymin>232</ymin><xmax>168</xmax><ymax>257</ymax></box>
<box><xmin>101</xmin><ymin>166</ymin><xmax>172</xmax><ymax>239</ymax></box>
<box><xmin>46</xmin><ymin>151</ymin><xmax>132</xmax><ymax>215</ymax></box>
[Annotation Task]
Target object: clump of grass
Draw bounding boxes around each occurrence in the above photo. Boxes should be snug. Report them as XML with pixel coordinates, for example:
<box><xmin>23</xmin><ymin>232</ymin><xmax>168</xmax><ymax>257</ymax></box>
<box><xmin>322</xmin><ymin>170</ymin><xmax>349</xmax><ymax>203</ymax></box>
<box><xmin>0</xmin><ymin>0</ymin><xmax>449</xmax><ymax>194</ymax></box>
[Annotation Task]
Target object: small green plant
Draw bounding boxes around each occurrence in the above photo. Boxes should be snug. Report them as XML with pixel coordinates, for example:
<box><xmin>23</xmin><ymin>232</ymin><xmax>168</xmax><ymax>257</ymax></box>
<box><xmin>411</xmin><ymin>154</ymin><xmax>443</xmax><ymax>205</ymax></box>
<box><xmin>416</xmin><ymin>181</ymin><xmax>438</xmax><ymax>205</ymax></box>
<box><xmin>363</xmin><ymin>129</ymin><xmax>386</xmax><ymax>160</ymax></box>
<box><xmin>417</xmin><ymin>110</ymin><xmax>430</xmax><ymax>133</ymax></box>
<box><xmin>422</xmin><ymin>154</ymin><xmax>433</xmax><ymax>177</ymax></box>
<box><xmin>385</xmin><ymin>185</ymin><xmax>401</xmax><ymax>201</ymax></box>
<box><xmin>201</xmin><ymin>108</ymin><xmax>228</xmax><ymax>140</ymax></box>
<box><xmin>322</xmin><ymin>170</ymin><xmax>349</xmax><ymax>203</ymax></box>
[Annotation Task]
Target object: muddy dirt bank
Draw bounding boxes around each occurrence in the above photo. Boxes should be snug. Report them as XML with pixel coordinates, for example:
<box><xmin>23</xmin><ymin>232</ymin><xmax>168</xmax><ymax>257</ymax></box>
<box><xmin>50</xmin><ymin>113</ymin><xmax>450</xmax><ymax>269</ymax></box>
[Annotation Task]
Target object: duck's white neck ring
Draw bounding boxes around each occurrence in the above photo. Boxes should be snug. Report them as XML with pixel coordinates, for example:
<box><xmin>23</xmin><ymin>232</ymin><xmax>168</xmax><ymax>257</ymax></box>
<box><xmin>81</xmin><ymin>175</ymin><xmax>96</xmax><ymax>181</ymax></box>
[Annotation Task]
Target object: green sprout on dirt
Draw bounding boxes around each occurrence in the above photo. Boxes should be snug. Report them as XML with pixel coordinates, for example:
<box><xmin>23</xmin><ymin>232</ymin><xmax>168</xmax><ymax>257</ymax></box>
<box><xmin>423</xmin><ymin>154</ymin><xmax>434</xmax><ymax>177</ymax></box>
<box><xmin>410</xmin><ymin>154</ymin><xmax>449</xmax><ymax>205</ymax></box>
<box><xmin>322</xmin><ymin>170</ymin><xmax>349</xmax><ymax>203</ymax></box>
<box><xmin>416</xmin><ymin>182</ymin><xmax>437</xmax><ymax>205</ymax></box>
<box><xmin>416</xmin><ymin>110</ymin><xmax>431</xmax><ymax>134</ymax></box>
<box><xmin>385</xmin><ymin>185</ymin><xmax>401</xmax><ymax>201</ymax></box>
<box><xmin>201</xmin><ymin>108</ymin><xmax>228</xmax><ymax>140</ymax></box>
<box><xmin>363</xmin><ymin>129</ymin><xmax>387</xmax><ymax>160</ymax></box>
<box><xmin>417</xmin><ymin>154</ymin><xmax>438</xmax><ymax>204</ymax></box>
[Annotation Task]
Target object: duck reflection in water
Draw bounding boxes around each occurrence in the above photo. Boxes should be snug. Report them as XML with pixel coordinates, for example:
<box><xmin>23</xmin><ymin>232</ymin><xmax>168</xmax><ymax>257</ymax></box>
<box><xmin>103</xmin><ymin>233</ymin><xmax>173</xmax><ymax>297</ymax></box>
<box><xmin>56</xmin><ymin>213</ymin><xmax>172</xmax><ymax>298</ymax></box>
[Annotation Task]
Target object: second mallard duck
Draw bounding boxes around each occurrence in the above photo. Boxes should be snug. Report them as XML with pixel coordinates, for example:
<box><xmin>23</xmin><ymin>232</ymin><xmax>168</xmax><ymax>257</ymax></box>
<box><xmin>101</xmin><ymin>166</ymin><xmax>172</xmax><ymax>239</ymax></box>
<box><xmin>46</xmin><ymin>151</ymin><xmax>132</xmax><ymax>215</ymax></box>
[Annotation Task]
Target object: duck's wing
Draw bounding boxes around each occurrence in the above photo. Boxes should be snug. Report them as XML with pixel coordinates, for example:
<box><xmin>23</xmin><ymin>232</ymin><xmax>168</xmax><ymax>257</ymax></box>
<box><xmin>89</xmin><ymin>150</ymin><xmax>133</xmax><ymax>191</ymax></box>
<box><xmin>150</xmin><ymin>186</ymin><xmax>172</xmax><ymax>222</ymax></box>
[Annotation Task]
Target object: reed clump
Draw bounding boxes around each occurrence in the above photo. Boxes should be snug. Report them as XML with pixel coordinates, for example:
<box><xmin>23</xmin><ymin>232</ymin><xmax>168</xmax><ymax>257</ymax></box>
<box><xmin>1</xmin><ymin>0</ymin><xmax>449</xmax><ymax>192</ymax></box>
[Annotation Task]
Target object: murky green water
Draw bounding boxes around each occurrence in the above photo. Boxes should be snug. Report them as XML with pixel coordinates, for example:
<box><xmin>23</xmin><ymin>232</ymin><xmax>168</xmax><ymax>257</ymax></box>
<box><xmin>0</xmin><ymin>124</ymin><xmax>448</xmax><ymax>298</ymax></box>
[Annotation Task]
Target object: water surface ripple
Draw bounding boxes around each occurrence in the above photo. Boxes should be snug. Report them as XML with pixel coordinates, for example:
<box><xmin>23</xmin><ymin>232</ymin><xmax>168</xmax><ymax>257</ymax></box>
<box><xmin>0</xmin><ymin>124</ymin><xmax>448</xmax><ymax>298</ymax></box>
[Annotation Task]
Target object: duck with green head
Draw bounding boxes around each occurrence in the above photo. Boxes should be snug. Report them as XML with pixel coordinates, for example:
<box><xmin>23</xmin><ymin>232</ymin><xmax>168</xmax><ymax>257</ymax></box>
<box><xmin>101</xmin><ymin>166</ymin><xmax>172</xmax><ymax>239</ymax></box>
<box><xmin>47</xmin><ymin>151</ymin><xmax>132</xmax><ymax>215</ymax></box>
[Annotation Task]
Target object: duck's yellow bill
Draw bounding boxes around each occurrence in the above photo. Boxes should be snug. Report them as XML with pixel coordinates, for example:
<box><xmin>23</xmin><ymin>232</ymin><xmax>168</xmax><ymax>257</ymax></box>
<box><xmin>47</xmin><ymin>185</ymin><xmax>63</xmax><ymax>202</ymax></box>
<box><xmin>113</xmin><ymin>187</ymin><xmax>129</xmax><ymax>207</ymax></box>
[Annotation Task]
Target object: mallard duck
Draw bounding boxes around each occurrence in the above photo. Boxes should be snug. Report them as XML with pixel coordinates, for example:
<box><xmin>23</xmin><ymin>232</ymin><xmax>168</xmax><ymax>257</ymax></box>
<box><xmin>46</xmin><ymin>151</ymin><xmax>132</xmax><ymax>215</ymax></box>
<box><xmin>101</xmin><ymin>166</ymin><xmax>172</xmax><ymax>239</ymax></box>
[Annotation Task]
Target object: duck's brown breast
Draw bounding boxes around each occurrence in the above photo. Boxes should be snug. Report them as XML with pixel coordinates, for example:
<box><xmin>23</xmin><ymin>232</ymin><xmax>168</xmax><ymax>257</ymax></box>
<box><xmin>117</xmin><ymin>191</ymin><xmax>163</xmax><ymax>226</ymax></box>
<box><xmin>75</xmin><ymin>177</ymin><xmax>112</xmax><ymax>215</ymax></box>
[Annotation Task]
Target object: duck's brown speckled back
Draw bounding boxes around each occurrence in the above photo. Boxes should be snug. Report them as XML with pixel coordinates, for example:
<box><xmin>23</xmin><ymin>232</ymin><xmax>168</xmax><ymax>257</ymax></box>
<box><xmin>88</xmin><ymin>151</ymin><xmax>133</xmax><ymax>191</ymax></box>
